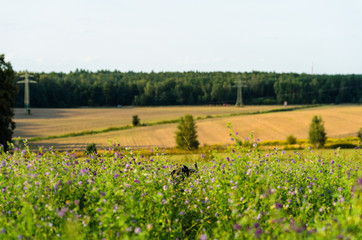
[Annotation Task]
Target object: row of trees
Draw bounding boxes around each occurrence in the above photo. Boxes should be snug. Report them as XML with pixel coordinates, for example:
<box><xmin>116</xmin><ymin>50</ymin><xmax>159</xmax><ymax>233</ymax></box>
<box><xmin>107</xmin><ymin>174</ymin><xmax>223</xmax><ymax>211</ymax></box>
<box><xmin>14</xmin><ymin>70</ymin><xmax>362</xmax><ymax>107</ymax></box>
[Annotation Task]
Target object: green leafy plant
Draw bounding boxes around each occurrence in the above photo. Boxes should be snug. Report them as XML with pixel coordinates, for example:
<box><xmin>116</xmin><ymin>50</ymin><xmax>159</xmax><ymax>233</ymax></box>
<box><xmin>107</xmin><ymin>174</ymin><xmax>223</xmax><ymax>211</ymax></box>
<box><xmin>309</xmin><ymin>115</ymin><xmax>327</xmax><ymax>148</ymax></box>
<box><xmin>175</xmin><ymin>115</ymin><xmax>199</xmax><ymax>150</ymax></box>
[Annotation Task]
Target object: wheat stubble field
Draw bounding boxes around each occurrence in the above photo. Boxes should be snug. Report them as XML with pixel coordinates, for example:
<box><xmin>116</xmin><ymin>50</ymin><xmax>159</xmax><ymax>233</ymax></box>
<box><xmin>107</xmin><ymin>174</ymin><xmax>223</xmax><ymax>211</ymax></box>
<box><xmin>13</xmin><ymin>105</ymin><xmax>362</xmax><ymax>150</ymax></box>
<box><xmin>14</xmin><ymin>105</ymin><xmax>287</xmax><ymax>138</ymax></box>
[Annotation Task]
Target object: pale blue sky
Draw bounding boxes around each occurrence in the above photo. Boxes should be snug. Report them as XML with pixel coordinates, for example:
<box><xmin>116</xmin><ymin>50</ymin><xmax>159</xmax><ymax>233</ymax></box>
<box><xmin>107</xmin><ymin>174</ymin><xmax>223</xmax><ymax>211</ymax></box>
<box><xmin>1</xmin><ymin>0</ymin><xmax>361</xmax><ymax>74</ymax></box>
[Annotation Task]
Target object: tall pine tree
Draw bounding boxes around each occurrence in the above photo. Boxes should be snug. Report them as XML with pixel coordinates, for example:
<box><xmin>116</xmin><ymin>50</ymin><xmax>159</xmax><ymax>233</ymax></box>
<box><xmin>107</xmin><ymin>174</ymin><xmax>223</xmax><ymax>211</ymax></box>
<box><xmin>0</xmin><ymin>54</ymin><xmax>16</xmax><ymax>151</ymax></box>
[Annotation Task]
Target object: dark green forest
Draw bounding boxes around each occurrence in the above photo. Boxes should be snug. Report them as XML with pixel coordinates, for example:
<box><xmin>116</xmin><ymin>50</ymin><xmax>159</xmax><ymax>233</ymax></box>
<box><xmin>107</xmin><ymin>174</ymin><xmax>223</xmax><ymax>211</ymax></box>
<box><xmin>14</xmin><ymin>70</ymin><xmax>362</xmax><ymax>107</ymax></box>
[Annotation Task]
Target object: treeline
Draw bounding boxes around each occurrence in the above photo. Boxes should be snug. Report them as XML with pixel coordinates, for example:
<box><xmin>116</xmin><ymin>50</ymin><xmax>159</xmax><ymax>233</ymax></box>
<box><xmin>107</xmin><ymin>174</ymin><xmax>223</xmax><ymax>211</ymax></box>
<box><xmin>14</xmin><ymin>70</ymin><xmax>362</xmax><ymax>107</ymax></box>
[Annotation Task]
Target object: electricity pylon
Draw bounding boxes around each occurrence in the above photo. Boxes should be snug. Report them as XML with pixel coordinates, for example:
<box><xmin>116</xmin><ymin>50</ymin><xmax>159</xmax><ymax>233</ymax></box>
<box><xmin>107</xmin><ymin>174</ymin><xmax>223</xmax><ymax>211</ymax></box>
<box><xmin>235</xmin><ymin>76</ymin><xmax>247</xmax><ymax>107</ymax></box>
<box><xmin>17</xmin><ymin>71</ymin><xmax>37</xmax><ymax>115</ymax></box>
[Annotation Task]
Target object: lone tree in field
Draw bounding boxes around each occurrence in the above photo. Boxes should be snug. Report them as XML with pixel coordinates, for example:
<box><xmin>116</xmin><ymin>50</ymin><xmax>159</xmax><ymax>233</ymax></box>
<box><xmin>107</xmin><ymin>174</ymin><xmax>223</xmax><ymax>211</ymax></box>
<box><xmin>0</xmin><ymin>54</ymin><xmax>16</xmax><ymax>152</ymax></box>
<box><xmin>309</xmin><ymin>115</ymin><xmax>327</xmax><ymax>148</ymax></box>
<box><xmin>132</xmin><ymin>115</ymin><xmax>140</xmax><ymax>126</ymax></box>
<box><xmin>175</xmin><ymin>115</ymin><xmax>199</xmax><ymax>150</ymax></box>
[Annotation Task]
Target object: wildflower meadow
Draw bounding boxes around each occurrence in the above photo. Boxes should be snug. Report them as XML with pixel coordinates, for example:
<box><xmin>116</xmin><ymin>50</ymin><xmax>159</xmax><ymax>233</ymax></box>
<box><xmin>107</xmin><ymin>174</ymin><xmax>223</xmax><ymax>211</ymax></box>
<box><xmin>0</xmin><ymin>137</ymin><xmax>361</xmax><ymax>239</ymax></box>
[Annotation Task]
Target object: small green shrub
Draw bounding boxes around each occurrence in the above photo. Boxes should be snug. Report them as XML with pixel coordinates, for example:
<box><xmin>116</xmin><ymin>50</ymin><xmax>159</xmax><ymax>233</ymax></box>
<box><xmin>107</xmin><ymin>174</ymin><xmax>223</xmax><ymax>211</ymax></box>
<box><xmin>326</xmin><ymin>143</ymin><xmax>357</xmax><ymax>149</ymax></box>
<box><xmin>132</xmin><ymin>115</ymin><xmax>140</xmax><ymax>126</ymax></box>
<box><xmin>286</xmin><ymin>135</ymin><xmax>297</xmax><ymax>144</ymax></box>
<box><xmin>86</xmin><ymin>143</ymin><xmax>97</xmax><ymax>154</ymax></box>
<box><xmin>358</xmin><ymin>128</ymin><xmax>362</xmax><ymax>142</ymax></box>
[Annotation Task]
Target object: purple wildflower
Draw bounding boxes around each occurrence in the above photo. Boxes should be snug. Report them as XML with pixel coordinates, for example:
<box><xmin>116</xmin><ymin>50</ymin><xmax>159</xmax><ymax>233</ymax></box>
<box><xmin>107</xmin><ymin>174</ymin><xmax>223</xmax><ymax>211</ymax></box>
<box><xmin>357</xmin><ymin>178</ymin><xmax>362</xmax><ymax>186</ymax></box>
<box><xmin>255</xmin><ymin>228</ymin><xmax>263</xmax><ymax>237</ymax></box>
<box><xmin>57</xmin><ymin>207</ymin><xmax>68</xmax><ymax>217</ymax></box>
<box><xmin>134</xmin><ymin>179</ymin><xmax>140</xmax><ymax>184</ymax></box>
<box><xmin>233</xmin><ymin>224</ymin><xmax>241</xmax><ymax>230</ymax></box>
<box><xmin>134</xmin><ymin>227</ymin><xmax>141</xmax><ymax>234</ymax></box>
<box><xmin>275</xmin><ymin>202</ymin><xmax>283</xmax><ymax>209</ymax></box>
<box><xmin>200</xmin><ymin>233</ymin><xmax>207</xmax><ymax>240</ymax></box>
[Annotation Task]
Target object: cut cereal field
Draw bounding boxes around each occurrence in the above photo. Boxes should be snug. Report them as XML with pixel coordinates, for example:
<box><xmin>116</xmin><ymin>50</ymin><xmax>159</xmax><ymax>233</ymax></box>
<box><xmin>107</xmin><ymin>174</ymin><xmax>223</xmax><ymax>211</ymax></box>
<box><xmin>20</xmin><ymin>105</ymin><xmax>362</xmax><ymax>150</ymax></box>
<box><xmin>14</xmin><ymin>105</ymin><xmax>293</xmax><ymax>138</ymax></box>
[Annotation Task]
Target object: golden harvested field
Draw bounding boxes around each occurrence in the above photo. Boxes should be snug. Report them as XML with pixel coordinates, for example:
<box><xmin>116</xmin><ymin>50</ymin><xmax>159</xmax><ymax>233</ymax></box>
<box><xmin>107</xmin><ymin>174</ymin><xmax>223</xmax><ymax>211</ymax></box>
<box><xmin>21</xmin><ymin>105</ymin><xmax>362</xmax><ymax>150</ymax></box>
<box><xmin>13</xmin><ymin>105</ymin><xmax>292</xmax><ymax>138</ymax></box>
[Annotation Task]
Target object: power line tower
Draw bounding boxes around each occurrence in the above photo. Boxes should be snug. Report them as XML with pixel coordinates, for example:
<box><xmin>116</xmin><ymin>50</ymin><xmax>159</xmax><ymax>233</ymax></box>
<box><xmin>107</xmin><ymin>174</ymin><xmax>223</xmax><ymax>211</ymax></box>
<box><xmin>235</xmin><ymin>75</ymin><xmax>247</xmax><ymax>107</ymax></box>
<box><xmin>17</xmin><ymin>71</ymin><xmax>37</xmax><ymax>115</ymax></box>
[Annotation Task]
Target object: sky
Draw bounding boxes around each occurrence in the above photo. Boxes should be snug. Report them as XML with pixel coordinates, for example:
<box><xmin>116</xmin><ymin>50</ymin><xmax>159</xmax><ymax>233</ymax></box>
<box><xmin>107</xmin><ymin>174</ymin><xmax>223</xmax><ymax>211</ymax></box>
<box><xmin>1</xmin><ymin>0</ymin><xmax>362</xmax><ymax>74</ymax></box>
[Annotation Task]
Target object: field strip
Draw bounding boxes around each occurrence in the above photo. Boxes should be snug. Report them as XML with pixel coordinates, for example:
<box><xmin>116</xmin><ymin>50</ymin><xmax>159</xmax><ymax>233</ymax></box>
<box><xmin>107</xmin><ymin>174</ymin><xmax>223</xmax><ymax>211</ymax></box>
<box><xmin>27</xmin><ymin>105</ymin><xmax>362</xmax><ymax>150</ymax></box>
<box><xmin>15</xmin><ymin>105</ymin><xmax>290</xmax><ymax>138</ymax></box>
<box><xmin>20</xmin><ymin>105</ymin><xmax>318</xmax><ymax>142</ymax></box>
